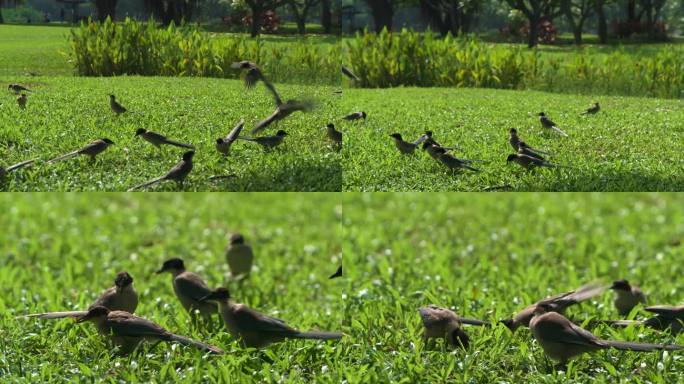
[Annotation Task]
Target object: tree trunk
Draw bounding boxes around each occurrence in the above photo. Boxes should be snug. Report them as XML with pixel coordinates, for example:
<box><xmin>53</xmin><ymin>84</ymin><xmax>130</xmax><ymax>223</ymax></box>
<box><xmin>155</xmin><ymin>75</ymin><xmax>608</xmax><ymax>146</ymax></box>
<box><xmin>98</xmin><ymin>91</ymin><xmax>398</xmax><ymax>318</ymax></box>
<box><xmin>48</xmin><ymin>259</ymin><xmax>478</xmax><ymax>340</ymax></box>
<box><xmin>595</xmin><ymin>0</ymin><xmax>607</xmax><ymax>43</ymax></box>
<box><xmin>644</xmin><ymin>0</ymin><xmax>654</xmax><ymax>39</ymax></box>
<box><xmin>250</xmin><ymin>7</ymin><xmax>262</xmax><ymax>37</ymax></box>
<box><xmin>0</xmin><ymin>8</ymin><xmax>4</xmax><ymax>24</ymax></box>
<box><xmin>364</xmin><ymin>0</ymin><xmax>393</xmax><ymax>32</ymax></box>
<box><xmin>573</xmin><ymin>25</ymin><xmax>582</xmax><ymax>44</ymax></box>
<box><xmin>627</xmin><ymin>0</ymin><xmax>636</xmax><ymax>22</ymax></box>
<box><xmin>94</xmin><ymin>0</ymin><xmax>118</xmax><ymax>22</ymax></box>
<box><xmin>528</xmin><ymin>15</ymin><xmax>540</xmax><ymax>48</ymax></box>
<box><xmin>296</xmin><ymin>14</ymin><xmax>306</xmax><ymax>34</ymax></box>
<box><xmin>321</xmin><ymin>0</ymin><xmax>331</xmax><ymax>33</ymax></box>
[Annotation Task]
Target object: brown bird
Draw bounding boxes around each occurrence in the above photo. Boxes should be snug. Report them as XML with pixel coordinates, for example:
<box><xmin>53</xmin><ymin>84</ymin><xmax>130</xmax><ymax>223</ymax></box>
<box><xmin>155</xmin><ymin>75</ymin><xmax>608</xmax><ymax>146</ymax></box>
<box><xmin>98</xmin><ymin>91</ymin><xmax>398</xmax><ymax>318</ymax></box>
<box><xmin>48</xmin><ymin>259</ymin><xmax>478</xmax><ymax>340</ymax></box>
<box><xmin>155</xmin><ymin>258</ymin><xmax>217</xmax><ymax>320</ymax></box>
<box><xmin>1</xmin><ymin>158</ymin><xmax>36</xmax><ymax>179</ymax></box>
<box><xmin>48</xmin><ymin>138</ymin><xmax>115</xmax><ymax>163</ymax></box>
<box><xmin>529</xmin><ymin>302</ymin><xmax>682</xmax><ymax>365</ymax></box>
<box><xmin>611</xmin><ymin>280</ymin><xmax>647</xmax><ymax>316</ymax></box>
<box><xmin>216</xmin><ymin>119</ymin><xmax>245</xmax><ymax>156</ymax></box>
<box><xmin>127</xmin><ymin>150</ymin><xmax>194</xmax><ymax>191</ymax></box>
<box><xmin>432</xmin><ymin>146</ymin><xmax>480</xmax><ymax>172</ymax></box>
<box><xmin>20</xmin><ymin>272</ymin><xmax>138</xmax><ymax>320</ymax></box>
<box><xmin>343</xmin><ymin>111</ymin><xmax>366</xmax><ymax>121</ymax></box>
<box><xmin>509</xmin><ymin>128</ymin><xmax>549</xmax><ymax>160</ymax></box>
<box><xmin>418</xmin><ymin>305</ymin><xmax>489</xmax><ymax>349</ymax></box>
<box><xmin>16</xmin><ymin>93</ymin><xmax>28</xmax><ymax>109</ymax></box>
<box><xmin>506</xmin><ymin>153</ymin><xmax>559</xmax><ymax>170</ymax></box>
<box><xmin>225</xmin><ymin>233</ymin><xmax>254</xmax><ymax>280</ymax></box>
<box><xmin>502</xmin><ymin>282</ymin><xmax>606</xmax><ymax>332</ymax></box>
<box><xmin>251</xmin><ymin>100</ymin><xmax>313</xmax><ymax>134</ymax></box>
<box><xmin>581</xmin><ymin>102</ymin><xmax>600</xmax><ymax>115</ymax></box>
<box><xmin>231</xmin><ymin>61</ymin><xmax>282</xmax><ymax>105</ymax></box>
<box><xmin>389</xmin><ymin>133</ymin><xmax>425</xmax><ymax>154</ymax></box>
<box><xmin>538</xmin><ymin>112</ymin><xmax>568</xmax><ymax>136</ymax></box>
<box><xmin>8</xmin><ymin>83</ymin><xmax>30</xmax><ymax>94</ymax></box>
<box><xmin>326</xmin><ymin>123</ymin><xmax>342</xmax><ymax>147</ymax></box>
<box><xmin>135</xmin><ymin>128</ymin><xmax>194</xmax><ymax>150</ymax></box>
<box><xmin>342</xmin><ymin>65</ymin><xmax>361</xmax><ymax>82</ymax></box>
<box><xmin>329</xmin><ymin>265</ymin><xmax>342</xmax><ymax>279</ymax></box>
<box><xmin>200</xmin><ymin>287</ymin><xmax>342</xmax><ymax>348</ymax></box>
<box><xmin>420</xmin><ymin>132</ymin><xmax>461</xmax><ymax>159</ymax></box>
<box><xmin>109</xmin><ymin>95</ymin><xmax>127</xmax><ymax>115</ymax></box>
<box><xmin>238</xmin><ymin>130</ymin><xmax>288</xmax><ymax>150</ymax></box>
<box><xmin>604</xmin><ymin>305</ymin><xmax>684</xmax><ymax>335</ymax></box>
<box><xmin>76</xmin><ymin>306</ymin><xmax>223</xmax><ymax>355</ymax></box>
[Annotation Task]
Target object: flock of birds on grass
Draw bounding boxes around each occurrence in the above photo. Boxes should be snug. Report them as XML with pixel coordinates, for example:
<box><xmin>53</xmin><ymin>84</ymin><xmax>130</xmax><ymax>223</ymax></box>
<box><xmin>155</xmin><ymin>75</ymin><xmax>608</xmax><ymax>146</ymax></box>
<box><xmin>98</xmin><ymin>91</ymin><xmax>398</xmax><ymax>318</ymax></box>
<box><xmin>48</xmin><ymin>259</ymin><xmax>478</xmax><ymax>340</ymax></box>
<box><xmin>17</xmin><ymin>232</ymin><xmax>344</xmax><ymax>355</ymax></box>
<box><xmin>419</xmin><ymin>280</ymin><xmax>683</xmax><ymax>368</ymax></box>
<box><xmin>3</xmin><ymin>61</ymin><xmax>347</xmax><ymax>190</ymax></box>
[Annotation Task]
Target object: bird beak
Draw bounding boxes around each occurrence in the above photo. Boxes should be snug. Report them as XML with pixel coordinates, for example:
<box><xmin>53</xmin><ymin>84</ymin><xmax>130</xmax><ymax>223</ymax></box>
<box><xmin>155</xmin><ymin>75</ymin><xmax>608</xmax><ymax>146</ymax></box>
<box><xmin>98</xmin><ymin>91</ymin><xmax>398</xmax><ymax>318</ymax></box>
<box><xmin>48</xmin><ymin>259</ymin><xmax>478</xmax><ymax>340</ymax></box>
<box><xmin>76</xmin><ymin>313</ymin><xmax>92</xmax><ymax>323</ymax></box>
<box><xmin>155</xmin><ymin>268</ymin><xmax>165</xmax><ymax>274</ymax></box>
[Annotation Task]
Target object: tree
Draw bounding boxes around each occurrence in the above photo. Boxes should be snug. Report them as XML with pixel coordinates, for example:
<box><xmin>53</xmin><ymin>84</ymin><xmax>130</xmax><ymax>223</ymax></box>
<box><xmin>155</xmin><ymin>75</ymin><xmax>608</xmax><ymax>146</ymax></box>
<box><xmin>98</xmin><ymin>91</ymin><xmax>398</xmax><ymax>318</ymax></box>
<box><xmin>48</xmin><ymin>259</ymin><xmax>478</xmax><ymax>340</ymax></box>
<box><xmin>144</xmin><ymin>0</ymin><xmax>199</xmax><ymax>25</ymax></box>
<box><xmin>243</xmin><ymin>0</ymin><xmax>286</xmax><ymax>36</ymax></box>
<box><xmin>560</xmin><ymin>0</ymin><xmax>593</xmax><ymax>44</ymax></box>
<box><xmin>503</xmin><ymin>0</ymin><xmax>562</xmax><ymax>47</ymax></box>
<box><xmin>420</xmin><ymin>0</ymin><xmax>483</xmax><ymax>36</ymax></box>
<box><xmin>286</xmin><ymin>0</ymin><xmax>320</xmax><ymax>34</ymax></box>
<box><xmin>320</xmin><ymin>0</ymin><xmax>331</xmax><ymax>33</ymax></box>
<box><xmin>594</xmin><ymin>0</ymin><xmax>608</xmax><ymax>43</ymax></box>
<box><xmin>363</xmin><ymin>0</ymin><xmax>395</xmax><ymax>32</ymax></box>
<box><xmin>93</xmin><ymin>0</ymin><xmax>118</xmax><ymax>21</ymax></box>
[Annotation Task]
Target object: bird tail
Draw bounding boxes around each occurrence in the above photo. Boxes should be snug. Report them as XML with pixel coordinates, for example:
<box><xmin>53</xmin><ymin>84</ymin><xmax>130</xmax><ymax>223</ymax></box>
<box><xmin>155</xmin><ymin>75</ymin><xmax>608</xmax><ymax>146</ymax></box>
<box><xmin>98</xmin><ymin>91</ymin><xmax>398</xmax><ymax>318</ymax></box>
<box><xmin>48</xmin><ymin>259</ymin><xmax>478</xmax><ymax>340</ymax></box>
<box><xmin>19</xmin><ymin>310</ymin><xmax>88</xmax><ymax>320</ymax></box>
<box><xmin>551</xmin><ymin>126</ymin><xmax>568</xmax><ymax>136</ymax></box>
<box><xmin>528</xmin><ymin>146</ymin><xmax>550</xmax><ymax>155</ymax></box>
<box><xmin>460</xmin><ymin>317</ymin><xmax>490</xmax><ymax>327</ymax></box>
<box><xmin>48</xmin><ymin>151</ymin><xmax>79</xmax><ymax>163</ymax></box>
<box><xmin>127</xmin><ymin>176</ymin><xmax>166</xmax><ymax>192</ymax></box>
<box><xmin>169</xmin><ymin>334</ymin><xmax>224</xmax><ymax>355</ymax></box>
<box><xmin>463</xmin><ymin>164</ymin><xmax>480</xmax><ymax>172</ymax></box>
<box><xmin>237</xmin><ymin>137</ymin><xmax>257</xmax><ymax>142</ymax></box>
<box><xmin>565</xmin><ymin>282</ymin><xmax>608</xmax><ymax>304</ymax></box>
<box><xmin>6</xmin><ymin>158</ymin><xmax>37</xmax><ymax>172</ymax></box>
<box><xmin>603</xmin><ymin>340</ymin><xmax>684</xmax><ymax>352</ymax></box>
<box><xmin>291</xmin><ymin>331</ymin><xmax>343</xmax><ymax>340</ymax></box>
<box><xmin>163</xmin><ymin>139</ymin><xmax>194</xmax><ymax>149</ymax></box>
<box><xmin>600</xmin><ymin>319</ymin><xmax>644</xmax><ymax>327</ymax></box>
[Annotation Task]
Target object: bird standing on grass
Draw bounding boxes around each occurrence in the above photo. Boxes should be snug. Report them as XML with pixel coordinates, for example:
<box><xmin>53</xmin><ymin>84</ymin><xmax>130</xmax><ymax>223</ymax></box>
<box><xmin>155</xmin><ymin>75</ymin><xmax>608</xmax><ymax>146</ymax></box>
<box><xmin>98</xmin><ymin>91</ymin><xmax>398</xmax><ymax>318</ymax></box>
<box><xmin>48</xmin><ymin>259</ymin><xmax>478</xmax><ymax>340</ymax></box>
<box><xmin>76</xmin><ymin>306</ymin><xmax>223</xmax><ymax>355</ymax></box>
<box><xmin>506</xmin><ymin>153</ymin><xmax>561</xmax><ymax>170</ymax></box>
<box><xmin>389</xmin><ymin>133</ymin><xmax>427</xmax><ymax>154</ymax></box>
<box><xmin>225</xmin><ymin>233</ymin><xmax>254</xmax><ymax>280</ymax></box>
<box><xmin>431</xmin><ymin>146</ymin><xmax>480</xmax><ymax>172</ymax></box>
<box><xmin>155</xmin><ymin>258</ymin><xmax>217</xmax><ymax>321</ymax></box>
<box><xmin>343</xmin><ymin>111</ymin><xmax>366</xmax><ymax>121</ymax></box>
<box><xmin>610</xmin><ymin>280</ymin><xmax>647</xmax><ymax>316</ymax></box>
<box><xmin>48</xmin><ymin>138</ymin><xmax>115</xmax><ymax>163</ymax></box>
<box><xmin>509</xmin><ymin>128</ymin><xmax>548</xmax><ymax>160</ymax></box>
<box><xmin>200</xmin><ymin>287</ymin><xmax>343</xmax><ymax>348</ymax></box>
<box><xmin>239</xmin><ymin>130</ymin><xmax>288</xmax><ymax>150</ymax></box>
<box><xmin>538</xmin><ymin>112</ymin><xmax>568</xmax><ymax>136</ymax></box>
<box><xmin>17</xmin><ymin>94</ymin><xmax>27</xmax><ymax>109</ymax></box>
<box><xmin>418</xmin><ymin>305</ymin><xmax>489</xmax><ymax>349</ymax></box>
<box><xmin>216</xmin><ymin>119</ymin><xmax>245</xmax><ymax>156</ymax></box>
<box><xmin>326</xmin><ymin>123</ymin><xmax>342</xmax><ymax>148</ymax></box>
<box><xmin>8</xmin><ymin>83</ymin><xmax>30</xmax><ymax>94</ymax></box>
<box><xmin>135</xmin><ymin>128</ymin><xmax>194</xmax><ymax>150</ymax></box>
<box><xmin>127</xmin><ymin>151</ymin><xmax>194</xmax><ymax>191</ymax></box>
<box><xmin>109</xmin><ymin>95</ymin><xmax>127</xmax><ymax>115</ymax></box>
<box><xmin>1</xmin><ymin>159</ymin><xmax>36</xmax><ymax>179</ymax></box>
<box><xmin>20</xmin><ymin>272</ymin><xmax>138</xmax><ymax>320</ymax></box>
<box><xmin>582</xmin><ymin>102</ymin><xmax>600</xmax><ymax>115</ymax></box>
<box><xmin>342</xmin><ymin>66</ymin><xmax>361</xmax><ymax>82</ymax></box>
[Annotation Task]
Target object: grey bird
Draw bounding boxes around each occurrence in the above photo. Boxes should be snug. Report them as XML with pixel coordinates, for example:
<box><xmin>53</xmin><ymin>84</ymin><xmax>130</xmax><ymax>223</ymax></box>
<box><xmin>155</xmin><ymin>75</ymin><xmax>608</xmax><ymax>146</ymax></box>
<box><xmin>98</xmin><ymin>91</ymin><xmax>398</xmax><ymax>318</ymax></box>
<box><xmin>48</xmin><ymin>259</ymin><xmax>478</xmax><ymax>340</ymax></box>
<box><xmin>389</xmin><ymin>133</ymin><xmax>425</xmax><ymax>154</ymax></box>
<box><xmin>48</xmin><ymin>138</ymin><xmax>115</xmax><ymax>163</ymax></box>
<box><xmin>604</xmin><ymin>305</ymin><xmax>684</xmax><ymax>335</ymax></box>
<box><xmin>21</xmin><ymin>271</ymin><xmax>138</xmax><ymax>320</ymax></box>
<box><xmin>76</xmin><ymin>306</ymin><xmax>223</xmax><ymax>355</ymax></box>
<box><xmin>225</xmin><ymin>233</ymin><xmax>254</xmax><ymax>280</ymax></box>
<box><xmin>216</xmin><ymin>119</ymin><xmax>245</xmax><ymax>156</ymax></box>
<box><xmin>135</xmin><ymin>128</ymin><xmax>194</xmax><ymax>150</ymax></box>
<box><xmin>538</xmin><ymin>112</ymin><xmax>568</xmax><ymax>136</ymax></box>
<box><xmin>506</xmin><ymin>153</ymin><xmax>560</xmax><ymax>170</ymax></box>
<box><xmin>109</xmin><ymin>95</ymin><xmax>127</xmax><ymax>115</ymax></box>
<box><xmin>8</xmin><ymin>83</ymin><xmax>30</xmax><ymax>94</ymax></box>
<box><xmin>326</xmin><ymin>123</ymin><xmax>342</xmax><ymax>147</ymax></box>
<box><xmin>420</xmin><ymin>132</ymin><xmax>461</xmax><ymax>159</ymax></box>
<box><xmin>251</xmin><ymin>99</ymin><xmax>313</xmax><ymax>134</ymax></box>
<box><xmin>529</xmin><ymin>302</ymin><xmax>683</xmax><ymax>365</ymax></box>
<box><xmin>329</xmin><ymin>265</ymin><xmax>342</xmax><ymax>279</ymax></box>
<box><xmin>418</xmin><ymin>305</ymin><xmax>489</xmax><ymax>349</ymax></box>
<box><xmin>1</xmin><ymin>159</ymin><xmax>36</xmax><ymax>179</ymax></box>
<box><xmin>200</xmin><ymin>287</ymin><xmax>343</xmax><ymax>348</ymax></box>
<box><xmin>155</xmin><ymin>258</ymin><xmax>217</xmax><ymax>320</ymax></box>
<box><xmin>501</xmin><ymin>282</ymin><xmax>606</xmax><ymax>332</ymax></box>
<box><xmin>17</xmin><ymin>94</ymin><xmax>27</xmax><ymax>109</ymax></box>
<box><xmin>127</xmin><ymin>151</ymin><xmax>194</xmax><ymax>191</ymax></box>
<box><xmin>231</xmin><ymin>61</ymin><xmax>282</xmax><ymax>105</ymax></box>
<box><xmin>581</xmin><ymin>102</ymin><xmax>600</xmax><ymax>115</ymax></box>
<box><xmin>611</xmin><ymin>280</ymin><xmax>647</xmax><ymax>316</ymax></box>
<box><xmin>343</xmin><ymin>111</ymin><xmax>366</xmax><ymax>121</ymax></box>
<box><xmin>431</xmin><ymin>146</ymin><xmax>480</xmax><ymax>172</ymax></box>
<box><xmin>342</xmin><ymin>66</ymin><xmax>361</xmax><ymax>82</ymax></box>
<box><xmin>509</xmin><ymin>128</ymin><xmax>549</xmax><ymax>160</ymax></box>
<box><xmin>238</xmin><ymin>130</ymin><xmax>288</xmax><ymax>150</ymax></box>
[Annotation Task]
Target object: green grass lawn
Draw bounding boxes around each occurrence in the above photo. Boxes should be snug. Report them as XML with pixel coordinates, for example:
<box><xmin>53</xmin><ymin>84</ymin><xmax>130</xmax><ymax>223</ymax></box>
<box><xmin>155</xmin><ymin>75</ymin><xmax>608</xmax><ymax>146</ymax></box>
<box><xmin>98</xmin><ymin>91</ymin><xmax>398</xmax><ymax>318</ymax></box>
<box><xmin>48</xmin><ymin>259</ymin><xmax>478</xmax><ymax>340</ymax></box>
<box><xmin>340</xmin><ymin>87</ymin><xmax>684</xmax><ymax>191</ymax></box>
<box><xmin>0</xmin><ymin>76</ymin><xmax>341</xmax><ymax>191</ymax></box>
<box><xmin>0</xmin><ymin>193</ymin><xmax>346</xmax><ymax>382</ymax></box>
<box><xmin>343</xmin><ymin>192</ymin><xmax>684</xmax><ymax>382</ymax></box>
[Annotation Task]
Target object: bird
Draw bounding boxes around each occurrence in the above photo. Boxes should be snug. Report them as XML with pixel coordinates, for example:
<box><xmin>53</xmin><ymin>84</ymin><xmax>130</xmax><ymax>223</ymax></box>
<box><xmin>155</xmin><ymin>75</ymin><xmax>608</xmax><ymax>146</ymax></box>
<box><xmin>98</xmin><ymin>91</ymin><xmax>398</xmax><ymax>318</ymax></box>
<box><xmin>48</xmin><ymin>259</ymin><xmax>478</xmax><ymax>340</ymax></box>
<box><xmin>431</xmin><ymin>146</ymin><xmax>480</xmax><ymax>172</ymax></box>
<box><xmin>418</xmin><ymin>305</ymin><xmax>489</xmax><ymax>349</ymax></box>
<box><xmin>506</xmin><ymin>153</ymin><xmax>559</xmax><ymax>170</ymax></box>
<box><xmin>501</xmin><ymin>282</ymin><xmax>606</xmax><ymax>332</ymax></box>
<box><xmin>325</xmin><ymin>123</ymin><xmax>342</xmax><ymax>147</ymax></box>
<box><xmin>155</xmin><ymin>258</ymin><xmax>217</xmax><ymax>320</ymax></box>
<box><xmin>582</xmin><ymin>102</ymin><xmax>600</xmax><ymax>115</ymax></box>
<box><xmin>216</xmin><ymin>119</ymin><xmax>245</xmax><ymax>156</ymax></box>
<box><xmin>76</xmin><ymin>306</ymin><xmax>223</xmax><ymax>355</ymax></box>
<box><xmin>329</xmin><ymin>265</ymin><xmax>342</xmax><ymax>279</ymax></box>
<box><xmin>509</xmin><ymin>128</ymin><xmax>549</xmax><ymax>160</ymax></box>
<box><xmin>538</xmin><ymin>112</ymin><xmax>568</xmax><ymax>136</ymax></box>
<box><xmin>610</xmin><ymin>280</ymin><xmax>647</xmax><ymax>316</ymax></box>
<box><xmin>199</xmin><ymin>287</ymin><xmax>343</xmax><ymax>348</ymax></box>
<box><xmin>17</xmin><ymin>94</ymin><xmax>27</xmax><ymax>109</ymax></box>
<box><xmin>251</xmin><ymin>100</ymin><xmax>313</xmax><ymax>134</ymax></box>
<box><xmin>389</xmin><ymin>133</ymin><xmax>424</xmax><ymax>154</ymax></box>
<box><xmin>20</xmin><ymin>271</ymin><xmax>138</xmax><ymax>320</ymax></box>
<box><xmin>238</xmin><ymin>130</ymin><xmax>288</xmax><ymax>150</ymax></box>
<box><xmin>135</xmin><ymin>128</ymin><xmax>194</xmax><ymax>150</ymax></box>
<box><xmin>420</xmin><ymin>132</ymin><xmax>461</xmax><ymax>158</ymax></box>
<box><xmin>225</xmin><ymin>233</ymin><xmax>254</xmax><ymax>280</ymax></box>
<box><xmin>1</xmin><ymin>158</ymin><xmax>36</xmax><ymax>179</ymax></box>
<box><xmin>231</xmin><ymin>60</ymin><xmax>282</xmax><ymax>105</ymax></box>
<box><xmin>127</xmin><ymin>150</ymin><xmax>194</xmax><ymax>191</ymax></box>
<box><xmin>343</xmin><ymin>111</ymin><xmax>366</xmax><ymax>121</ymax></box>
<box><xmin>8</xmin><ymin>83</ymin><xmax>30</xmax><ymax>94</ymax></box>
<box><xmin>603</xmin><ymin>305</ymin><xmax>684</xmax><ymax>335</ymax></box>
<box><xmin>529</xmin><ymin>302</ymin><xmax>682</xmax><ymax>365</ymax></box>
<box><xmin>109</xmin><ymin>95</ymin><xmax>127</xmax><ymax>115</ymax></box>
<box><xmin>48</xmin><ymin>138</ymin><xmax>115</xmax><ymax>163</ymax></box>
<box><xmin>342</xmin><ymin>65</ymin><xmax>361</xmax><ymax>82</ymax></box>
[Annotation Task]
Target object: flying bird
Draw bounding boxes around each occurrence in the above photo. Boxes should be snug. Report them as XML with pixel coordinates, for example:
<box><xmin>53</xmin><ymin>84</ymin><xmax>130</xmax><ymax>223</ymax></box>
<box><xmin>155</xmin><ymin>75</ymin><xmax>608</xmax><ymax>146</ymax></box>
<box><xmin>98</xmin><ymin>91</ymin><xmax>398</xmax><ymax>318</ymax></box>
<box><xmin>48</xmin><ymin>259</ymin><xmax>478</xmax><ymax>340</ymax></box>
<box><xmin>342</xmin><ymin>66</ymin><xmax>361</xmax><ymax>82</ymax></box>
<box><xmin>231</xmin><ymin>61</ymin><xmax>282</xmax><ymax>105</ymax></box>
<box><xmin>251</xmin><ymin>100</ymin><xmax>313</xmax><ymax>134</ymax></box>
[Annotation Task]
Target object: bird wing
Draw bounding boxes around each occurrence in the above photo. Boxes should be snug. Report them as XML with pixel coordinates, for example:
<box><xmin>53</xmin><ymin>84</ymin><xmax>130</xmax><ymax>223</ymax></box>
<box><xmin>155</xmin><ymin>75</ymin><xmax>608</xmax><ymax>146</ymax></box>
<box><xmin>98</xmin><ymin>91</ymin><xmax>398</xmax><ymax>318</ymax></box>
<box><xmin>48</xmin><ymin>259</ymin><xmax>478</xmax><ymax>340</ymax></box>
<box><xmin>539</xmin><ymin>318</ymin><xmax>605</xmax><ymax>348</ymax></box>
<box><xmin>233</xmin><ymin>305</ymin><xmax>298</xmax><ymax>334</ymax></box>
<box><xmin>90</xmin><ymin>286</ymin><xmax>117</xmax><ymax>309</ymax></box>
<box><xmin>251</xmin><ymin>109</ymin><xmax>280</xmax><ymax>134</ymax></box>
<box><xmin>561</xmin><ymin>283</ymin><xmax>606</xmax><ymax>306</ymax></box>
<box><xmin>77</xmin><ymin>140</ymin><xmax>105</xmax><ymax>155</ymax></box>
<box><xmin>644</xmin><ymin>305</ymin><xmax>682</xmax><ymax>316</ymax></box>
<box><xmin>175</xmin><ymin>272</ymin><xmax>213</xmax><ymax>302</ymax></box>
<box><xmin>225</xmin><ymin>120</ymin><xmax>245</xmax><ymax>143</ymax></box>
<box><xmin>280</xmin><ymin>99</ymin><xmax>314</xmax><ymax>113</ymax></box>
<box><xmin>342</xmin><ymin>66</ymin><xmax>360</xmax><ymax>81</ymax></box>
<box><xmin>418</xmin><ymin>306</ymin><xmax>455</xmax><ymax>328</ymax></box>
<box><xmin>107</xmin><ymin>312</ymin><xmax>168</xmax><ymax>338</ymax></box>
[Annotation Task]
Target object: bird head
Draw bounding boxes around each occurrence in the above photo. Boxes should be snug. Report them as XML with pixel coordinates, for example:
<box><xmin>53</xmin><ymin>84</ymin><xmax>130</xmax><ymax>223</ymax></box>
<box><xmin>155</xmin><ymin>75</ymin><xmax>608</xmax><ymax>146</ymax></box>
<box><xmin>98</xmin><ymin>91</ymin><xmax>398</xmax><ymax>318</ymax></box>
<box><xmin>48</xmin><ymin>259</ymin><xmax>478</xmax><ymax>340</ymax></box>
<box><xmin>114</xmin><ymin>271</ymin><xmax>134</xmax><ymax>289</ymax></box>
<box><xmin>276</xmin><ymin>130</ymin><xmax>288</xmax><ymax>137</ymax></box>
<box><xmin>389</xmin><ymin>133</ymin><xmax>402</xmax><ymax>140</ymax></box>
<box><xmin>200</xmin><ymin>287</ymin><xmax>231</xmax><ymax>303</ymax></box>
<box><xmin>7</xmin><ymin>84</ymin><xmax>12</xmax><ymax>90</ymax></box>
<box><xmin>538</xmin><ymin>112</ymin><xmax>545</xmax><ymax>117</ymax></box>
<box><xmin>509</xmin><ymin>128</ymin><xmax>517</xmax><ymax>135</ymax></box>
<box><xmin>135</xmin><ymin>128</ymin><xmax>146</xmax><ymax>136</ymax></box>
<box><xmin>500</xmin><ymin>318</ymin><xmax>517</xmax><ymax>332</ymax></box>
<box><xmin>229</xmin><ymin>233</ymin><xmax>245</xmax><ymax>245</ymax></box>
<box><xmin>361</xmin><ymin>112</ymin><xmax>367</xmax><ymax>119</ymax></box>
<box><xmin>156</xmin><ymin>258</ymin><xmax>185</xmax><ymax>274</ymax></box>
<box><xmin>326</xmin><ymin>123</ymin><xmax>335</xmax><ymax>130</ymax></box>
<box><xmin>506</xmin><ymin>154</ymin><xmax>517</xmax><ymax>162</ymax></box>
<box><xmin>610</xmin><ymin>280</ymin><xmax>631</xmax><ymax>291</ymax></box>
<box><xmin>102</xmin><ymin>138</ymin><xmax>115</xmax><ymax>145</ymax></box>
<box><xmin>424</xmin><ymin>130</ymin><xmax>433</xmax><ymax>137</ymax></box>
<box><xmin>109</xmin><ymin>94</ymin><xmax>116</xmax><ymax>100</ymax></box>
<box><xmin>182</xmin><ymin>151</ymin><xmax>195</xmax><ymax>161</ymax></box>
<box><xmin>216</xmin><ymin>138</ymin><xmax>225</xmax><ymax>144</ymax></box>
<box><xmin>77</xmin><ymin>306</ymin><xmax>110</xmax><ymax>323</ymax></box>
